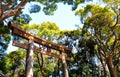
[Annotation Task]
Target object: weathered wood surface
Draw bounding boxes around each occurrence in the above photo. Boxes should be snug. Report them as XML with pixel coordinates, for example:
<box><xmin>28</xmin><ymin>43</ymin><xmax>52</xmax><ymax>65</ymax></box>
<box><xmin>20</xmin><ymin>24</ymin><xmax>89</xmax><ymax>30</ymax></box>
<box><xmin>8</xmin><ymin>22</ymin><xmax>72</xmax><ymax>53</ymax></box>
<box><xmin>61</xmin><ymin>52</ymin><xmax>69</xmax><ymax>77</ymax></box>
<box><xmin>25</xmin><ymin>40</ymin><xmax>33</xmax><ymax>77</ymax></box>
<box><xmin>13</xmin><ymin>41</ymin><xmax>70</xmax><ymax>60</ymax></box>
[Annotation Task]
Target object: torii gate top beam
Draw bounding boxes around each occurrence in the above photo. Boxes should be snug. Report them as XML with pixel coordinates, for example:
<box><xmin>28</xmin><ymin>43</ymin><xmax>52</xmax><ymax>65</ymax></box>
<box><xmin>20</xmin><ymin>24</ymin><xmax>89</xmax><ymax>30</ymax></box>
<box><xmin>8</xmin><ymin>22</ymin><xmax>72</xmax><ymax>53</ymax></box>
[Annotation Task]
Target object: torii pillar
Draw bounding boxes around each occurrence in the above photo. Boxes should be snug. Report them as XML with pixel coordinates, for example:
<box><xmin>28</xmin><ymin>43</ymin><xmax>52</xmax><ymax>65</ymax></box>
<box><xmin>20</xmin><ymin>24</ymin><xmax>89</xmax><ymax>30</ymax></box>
<box><xmin>25</xmin><ymin>39</ymin><xmax>34</xmax><ymax>77</ymax></box>
<box><xmin>61</xmin><ymin>52</ymin><xmax>69</xmax><ymax>77</ymax></box>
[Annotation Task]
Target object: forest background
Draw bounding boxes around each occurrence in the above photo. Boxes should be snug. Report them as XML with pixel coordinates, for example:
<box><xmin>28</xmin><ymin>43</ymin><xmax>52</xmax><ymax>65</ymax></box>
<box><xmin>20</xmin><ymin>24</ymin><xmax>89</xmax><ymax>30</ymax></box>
<box><xmin>0</xmin><ymin>0</ymin><xmax>120</xmax><ymax>77</ymax></box>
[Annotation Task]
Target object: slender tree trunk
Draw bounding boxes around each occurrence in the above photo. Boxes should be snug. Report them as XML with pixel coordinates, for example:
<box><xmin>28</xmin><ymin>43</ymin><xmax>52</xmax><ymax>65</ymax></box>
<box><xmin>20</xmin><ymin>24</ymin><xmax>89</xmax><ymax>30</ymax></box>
<box><xmin>97</xmin><ymin>51</ymin><xmax>108</xmax><ymax>77</ymax></box>
<box><xmin>101</xmin><ymin>60</ymin><xmax>108</xmax><ymax>77</ymax></box>
<box><xmin>17</xmin><ymin>70</ymin><xmax>21</xmax><ymax>77</ymax></box>
<box><xmin>106</xmin><ymin>56</ymin><xmax>117</xmax><ymax>77</ymax></box>
<box><xmin>36</xmin><ymin>53</ymin><xmax>45</xmax><ymax>77</ymax></box>
<box><xmin>0</xmin><ymin>0</ymin><xmax>3</xmax><ymax>16</ymax></box>
<box><xmin>10</xmin><ymin>69</ymin><xmax>15</xmax><ymax>77</ymax></box>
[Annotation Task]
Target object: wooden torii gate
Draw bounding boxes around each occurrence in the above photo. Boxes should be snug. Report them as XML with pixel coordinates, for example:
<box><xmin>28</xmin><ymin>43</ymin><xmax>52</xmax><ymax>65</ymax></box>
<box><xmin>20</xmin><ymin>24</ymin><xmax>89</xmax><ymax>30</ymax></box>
<box><xmin>8</xmin><ymin>22</ymin><xmax>72</xmax><ymax>77</ymax></box>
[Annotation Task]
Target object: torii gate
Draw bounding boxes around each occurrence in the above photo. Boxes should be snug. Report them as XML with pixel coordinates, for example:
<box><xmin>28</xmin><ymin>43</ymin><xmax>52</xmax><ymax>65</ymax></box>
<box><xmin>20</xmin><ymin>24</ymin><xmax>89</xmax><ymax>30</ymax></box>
<box><xmin>8</xmin><ymin>22</ymin><xmax>72</xmax><ymax>77</ymax></box>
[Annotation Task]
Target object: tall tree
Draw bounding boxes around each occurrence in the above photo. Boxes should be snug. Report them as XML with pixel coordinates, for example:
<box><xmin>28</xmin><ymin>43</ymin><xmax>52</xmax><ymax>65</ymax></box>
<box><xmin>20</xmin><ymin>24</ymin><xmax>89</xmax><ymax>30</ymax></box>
<box><xmin>75</xmin><ymin>3</ymin><xmax>120</xmax><ymax>77</ymax></box>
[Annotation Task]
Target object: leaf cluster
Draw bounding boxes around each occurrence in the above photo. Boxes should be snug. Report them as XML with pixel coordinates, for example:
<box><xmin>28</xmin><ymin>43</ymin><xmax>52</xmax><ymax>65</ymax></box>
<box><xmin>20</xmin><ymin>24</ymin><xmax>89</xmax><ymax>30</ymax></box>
<box><xmin>0</xmin><ymin>22</ymin><xmax>10</xmax><ymax>54</ymax></box>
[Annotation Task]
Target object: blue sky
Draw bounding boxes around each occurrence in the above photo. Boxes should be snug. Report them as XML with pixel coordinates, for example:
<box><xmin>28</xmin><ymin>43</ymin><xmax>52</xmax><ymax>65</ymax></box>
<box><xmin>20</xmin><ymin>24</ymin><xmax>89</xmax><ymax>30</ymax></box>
<box><xmin>25</xmin><ymin>3</ymin><xmax>81</xmax><ymax>30</ymax></box>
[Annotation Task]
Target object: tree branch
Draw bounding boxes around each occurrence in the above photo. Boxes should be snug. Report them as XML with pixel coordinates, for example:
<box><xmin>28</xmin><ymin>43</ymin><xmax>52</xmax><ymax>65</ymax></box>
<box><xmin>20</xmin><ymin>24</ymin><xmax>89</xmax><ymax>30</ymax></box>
<box><xmin>0</xmin><ymin>0</ymin><xmax>2</xmax><ymax>16</ymax></box>
<box><xmin>36</xmin><ymin>53</ymin><xmax>45</xmax><ymax>77</ymax></box>
<box><xmin>0</xmin><ymin>0</ymin><xmax>28</xmax><ymax>21</ymax></box>
<box><xmin>94</xmin><ymin>35</ymin><xmax>106</xmax><ymax>55</ymax></box>
<box><xmin>112</xmin><ymin>13</ymin><xmax>119</xmax><ymax>28</ymax></box>
<box><xmin>110</xmin><ymin>24</ymin><xmax>118</xmax><ymax>55</ymax></box>
<box><xmin>113</xmin><ymin>52</ymin><xmax>120</xmax><ymax>66</ymax></box>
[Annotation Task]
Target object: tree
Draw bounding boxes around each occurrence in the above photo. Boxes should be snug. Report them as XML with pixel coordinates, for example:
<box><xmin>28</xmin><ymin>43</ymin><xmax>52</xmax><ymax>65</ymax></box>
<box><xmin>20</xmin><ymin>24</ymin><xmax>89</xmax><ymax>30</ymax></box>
<box><xmin>75</xmin><ymin>3</ymin><xmax>120</xmax><ymax>77</ymax></box>
<box><xmin>0</xmin><ymin>48</ymin><xmax>26</xmax><ymax>77</ymax></box>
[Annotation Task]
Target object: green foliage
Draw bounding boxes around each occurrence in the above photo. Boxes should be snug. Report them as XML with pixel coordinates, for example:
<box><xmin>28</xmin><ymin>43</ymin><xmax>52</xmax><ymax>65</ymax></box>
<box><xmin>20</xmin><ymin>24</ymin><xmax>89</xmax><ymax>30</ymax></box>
<box><xmin>103</xmin><ymin>0</ymin><xmax>120</xmax><ymax>3</ymax></box>
<box><xmin>72</xmin><ymin>0</ymin><xmax>85</xmax><ymax>10</ymax></box>
<box><xmin>68</xmin><ymin>35</ymin><xmax>99</xmax><ymax>76</ymax></box>
<box><xmin>33</xmin><ymin>53</ymin><xmax>59</xmax><ymax>77</ymax></box>
<box><xmin>0</xmin><ymin>49</ymin><xmax>26</xmax><ymax>76</ymax></box>
<box><xmin>0</xmin><ymin>57</ymin><xmax>9</xmax><ymax>74</ymax></box>
<box><xmin>57</xmin><ymin>28</ymin><xmax>100</xmax><ymax>76</ymax></box>
<box><xmin>75</xmin><ymin>4</ymin><xmax>115</xmax><ymax>24</ymax></box>
<box><xmin>76</xmin><ymin>2</ymin><xmax>120</xmax><ymax>76</ymax></box>
<box><xmin>57</xmin><ymin>29</ymin><xmax>82</xmax><ymax>48</ymax></box>
<box><xmin>29</xmin><ymin>4</ymin><xmax>41</xmax><ymax>13</ymax></box>
<box><xmin>75</xmin><ymin>4</ymin><xmax>93</xmax><ymax>16</ymax></box>
<box><xmin>28</xmin><ymin>0</ymin><xmax>86</xmax><ymax>15</ymax></box>
<box><xmin>43</xmin><ymin>57</ymin><xmax>55</xmax><ymax>75</ymax></box>
<box><xmin>22</xmin><ymin>21</ymin><xmax>60</xmax><ymax>41</ymax></box>
<box><xmin>0</xmin><ymin>22</ymin><xmax>10</xmax><ymax>58</ymax></box>
<box><xmin>59</xmin><ymin>29</ymin><xmax>82</xmax><ymax>38</ymax></box>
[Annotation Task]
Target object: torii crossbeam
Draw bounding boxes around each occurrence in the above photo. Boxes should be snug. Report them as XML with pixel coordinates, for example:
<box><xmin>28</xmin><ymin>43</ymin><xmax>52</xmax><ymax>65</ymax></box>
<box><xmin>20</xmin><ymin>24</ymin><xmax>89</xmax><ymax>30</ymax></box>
<box><xmin>8</xmin><ymin>22</ymin><xmax>72</xmax><ymax>77</ymax></box>
<box><xmin>12</xmin><ymin>41</ymin><xmax>70</xmax><ymax>60</ymax></box>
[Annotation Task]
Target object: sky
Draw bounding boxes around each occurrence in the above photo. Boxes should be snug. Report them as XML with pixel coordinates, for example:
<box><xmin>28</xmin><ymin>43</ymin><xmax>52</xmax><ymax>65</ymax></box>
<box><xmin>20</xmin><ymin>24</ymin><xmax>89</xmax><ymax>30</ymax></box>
<box><xmin>27</xmin><ymin>0</ymin><xmax>102</xmax><ymax>30</ymax></box>
<box><xmin>6</xmin><ymin>0</ymin><xmax>101</xmax><ymax>53</ymax></box>
<box><xmin>26</xmin><ymin>3</ymin><xmax>81</xmax><ymax>30</ymax></box>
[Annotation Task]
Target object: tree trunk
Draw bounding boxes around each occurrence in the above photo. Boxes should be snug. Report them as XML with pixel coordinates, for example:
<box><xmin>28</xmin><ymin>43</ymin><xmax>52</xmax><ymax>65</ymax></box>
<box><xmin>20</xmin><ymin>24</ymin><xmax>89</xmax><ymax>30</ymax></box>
<box><xmin>0</xmin><ymin>0</ymin><xmax>3</xmax><ymax>16</ymax></box>
<box><xmin>36</xmin><ymin>53</ymin><xmax>45</xmax><ymax>77</ymax></box>
<box><xmin>97</xmin><ymin>51</ymin><xmax>108</xmax><ymax>77</ymax></box>
<box><xmin>106</xmin><ymin>56</ymin><xmax>117</xmax><ymax>77</ymax></box>
<box><xmin>10</xmin><ymin>70</ymin><xmax>15</xmax><ymax>77</ymax></box>
<box><xmin>101</xmin><ymin>60</ymin><xmax>108</xmax><ymax>77</ymax></box>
